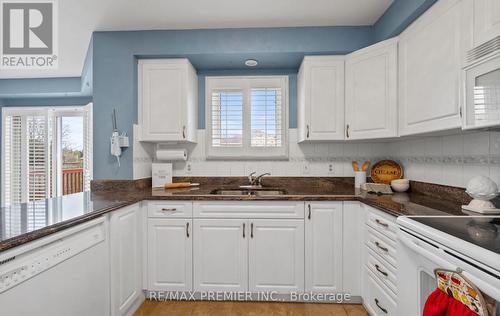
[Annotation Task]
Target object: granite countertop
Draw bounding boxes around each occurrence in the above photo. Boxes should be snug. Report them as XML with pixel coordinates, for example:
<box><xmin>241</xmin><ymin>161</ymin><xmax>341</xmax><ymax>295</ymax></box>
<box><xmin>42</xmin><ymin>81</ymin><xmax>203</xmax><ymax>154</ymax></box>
<box><xmin>0</xmin><ymin>177</ymin><xmax>473</xmax><ymax>253</ymax></box>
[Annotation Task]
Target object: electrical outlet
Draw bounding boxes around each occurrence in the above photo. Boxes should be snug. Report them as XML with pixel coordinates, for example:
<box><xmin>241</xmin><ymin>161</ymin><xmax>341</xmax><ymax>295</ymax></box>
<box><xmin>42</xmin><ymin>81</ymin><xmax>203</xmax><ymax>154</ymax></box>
<box><xmin>185</xmin><ymin>163</ymin><xmax>192</xmax><ymax>174</ymax></box>
<box><xmin>327</xmin><ymin>163</ymin><xmax>335</xmax><ymax>175</ymax></box>
<box><xmin>302</xmin><ymin>162</ymin><xmax>310</xmax><ymax>175</ymax></box>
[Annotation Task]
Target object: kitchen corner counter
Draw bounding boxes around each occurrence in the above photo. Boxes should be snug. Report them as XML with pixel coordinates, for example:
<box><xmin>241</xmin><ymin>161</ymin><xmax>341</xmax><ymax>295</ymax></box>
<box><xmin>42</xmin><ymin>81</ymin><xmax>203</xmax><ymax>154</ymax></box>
<box><xmin>0</xmin><ymin>178</ymin><xmax>472</xmax><ymax>253</ymax></box>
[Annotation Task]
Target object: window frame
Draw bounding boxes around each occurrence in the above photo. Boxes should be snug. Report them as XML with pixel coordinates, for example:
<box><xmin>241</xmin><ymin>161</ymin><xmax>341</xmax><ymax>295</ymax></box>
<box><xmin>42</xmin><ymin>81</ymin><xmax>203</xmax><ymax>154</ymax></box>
<box><xmin>205</xmin><ymin>75</ymin><xmax>289</xmax><ymax>159</ymax></box>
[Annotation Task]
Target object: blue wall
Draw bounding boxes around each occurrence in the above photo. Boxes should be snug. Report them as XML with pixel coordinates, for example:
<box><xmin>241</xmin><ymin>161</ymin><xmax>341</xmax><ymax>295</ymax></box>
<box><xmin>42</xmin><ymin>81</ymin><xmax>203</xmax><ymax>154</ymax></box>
<box><xmin>373</xmin><ymin>0</ymin><xmax>438</xmax><ymax>42</ymax></box>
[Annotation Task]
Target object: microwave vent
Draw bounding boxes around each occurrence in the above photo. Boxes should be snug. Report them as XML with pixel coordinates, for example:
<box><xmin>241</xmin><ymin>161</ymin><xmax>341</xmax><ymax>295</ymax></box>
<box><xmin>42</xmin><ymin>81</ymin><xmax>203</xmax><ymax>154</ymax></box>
<box><xmin>467</xmin><ymin>35</ymin><xmax>500</xmax><ymax>63</ymax></box>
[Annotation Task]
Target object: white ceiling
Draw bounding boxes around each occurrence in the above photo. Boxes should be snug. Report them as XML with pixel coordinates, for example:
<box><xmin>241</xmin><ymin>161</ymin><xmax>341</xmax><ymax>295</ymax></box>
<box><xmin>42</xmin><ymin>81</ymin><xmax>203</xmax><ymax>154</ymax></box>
<box><xmin>0</xmin><ymin>0</ymin><xmax>393</xmax><ymax>79</ymax></box>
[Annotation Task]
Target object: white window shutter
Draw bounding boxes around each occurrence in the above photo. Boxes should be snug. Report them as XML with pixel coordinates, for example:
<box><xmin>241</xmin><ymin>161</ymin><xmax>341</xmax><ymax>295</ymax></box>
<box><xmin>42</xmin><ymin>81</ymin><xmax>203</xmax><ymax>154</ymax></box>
<box><xmin>211</xmin><ymin>90</ymin><xmax>243</xmax><ymax>147</ymax></box>
<box><xmin>27</xmin><ymin>115</ymin><xmax>49</xmax><ymax>202</ymax></box>
<box><xmin>83</xmin><ymin>104</ymin><xmax>93</xmax><ymax>191</ymax></box>
<box><xmin>206</xmin><ymin>76</ymin><xmax>288</xmax><ymax>159</ymax></box>
<box><xmin>250</xmin><ymin>88</ymin><xmax>283</xmax><ymax>147</ymax></box>
<box><xmin>3</xmin><ymin>115</ymin><xmax>23</xmax><ymax>205</ymax></box>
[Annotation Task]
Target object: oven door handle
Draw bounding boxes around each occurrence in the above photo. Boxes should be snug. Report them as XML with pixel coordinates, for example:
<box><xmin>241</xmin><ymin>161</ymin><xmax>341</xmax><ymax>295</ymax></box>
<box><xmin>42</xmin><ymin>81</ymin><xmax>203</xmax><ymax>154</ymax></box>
<box><xmin>398</xmin><ymin>231</ymin><xmax>456</xmax><ymax>270</ymax></box>
<box><xmin>399</xmin><ymin>230</ymin><xmax>500</xmax><ymax>302</ymax></box>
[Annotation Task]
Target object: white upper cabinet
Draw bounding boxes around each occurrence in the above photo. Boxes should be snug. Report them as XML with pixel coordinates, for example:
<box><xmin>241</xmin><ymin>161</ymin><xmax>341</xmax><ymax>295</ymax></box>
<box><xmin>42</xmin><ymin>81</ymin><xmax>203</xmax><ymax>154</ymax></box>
<box><xmin>297</xmin><ymin>56</ymin><xmax>345</xmax><ymax>141</ymax></box>
<box><xmin>398</xmin><ymin>0</ymin><xmax>465</xmax><ymax>136</ymax></box>
<box><xmin>345</xmin><ymin>38</ymin><xmax>398</xmax><ymax>139</ymax></box>
<box><xmin>138</xmin><ymin>59</ymin><xmax>198</xmax><ymax>142</ymax></box>
<box><xmin>472</xmin><ymin>0</ymin><xmax>500</xmax><ymax>47</ymax></box>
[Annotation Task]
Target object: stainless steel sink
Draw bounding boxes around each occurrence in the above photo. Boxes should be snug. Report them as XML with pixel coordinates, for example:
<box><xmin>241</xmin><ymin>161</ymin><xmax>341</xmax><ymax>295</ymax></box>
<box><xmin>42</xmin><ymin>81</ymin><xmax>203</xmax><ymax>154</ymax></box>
<box><xmin>210</xmin><ymin>189</ymin><xmax>287</xmax><ymax>196</ymax></box>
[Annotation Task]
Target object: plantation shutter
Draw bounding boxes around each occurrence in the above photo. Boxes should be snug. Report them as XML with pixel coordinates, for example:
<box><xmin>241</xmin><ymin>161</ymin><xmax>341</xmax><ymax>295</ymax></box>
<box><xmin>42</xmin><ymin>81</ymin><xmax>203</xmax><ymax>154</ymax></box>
<box><xmin>250</xmin><ymin>88</ymin><xmax>283</xmax><ymax>147</ymax></box>
<box><xmin>27</xmin><ymin>115</ymin><xmax>50</xmax><ymax>202</ymax></box>
<box><xmin>211</xmin><ymin>90</ymin><xmax>244</xmax><ymax>147</ymax></box>
<box><xmin>3</xmin><ymin>115</ymin><xmax>23</xmax><ymax>206</ymax></box>
<box><xmin>83</xmin><ymin>104</ymin><xmax>93</xmax><ymax>191</ymax></box>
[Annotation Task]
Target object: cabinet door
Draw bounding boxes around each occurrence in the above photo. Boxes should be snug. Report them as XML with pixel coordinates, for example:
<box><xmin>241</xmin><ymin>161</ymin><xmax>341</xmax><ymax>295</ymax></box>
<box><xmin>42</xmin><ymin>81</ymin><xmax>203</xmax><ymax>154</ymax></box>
<box><xmin>110</xmin><ymin>204</ymin><xmax>143</xmax><ymax>316</ymax></box>
<box><xmin>305</xmin><ymin>202</ymin><xmax>343</xmax><ymax>293</ymax></box>
<box><xmin>193</xmin><ymin>219</ymin><xmax>248</xmax><ymax>292</ymax></box>
<box><xmin>399</xmin><ymin>0</ymin><xmax>463</xmax><ymax>136</ymax></box>
<box><xmin>147</xmin><ymin>219</ymin><xmax>192</xmax><ymax>291</ymax></box>
<box><xmin>346</xmin><ymin>38</ymin><xmax>398</xmax><ymax>140</ymax></box>
<box><xmin>139</xmin><ymin>60</ymin><xmax>185</xmax><ymax>141</ymax></box>
<box><xmin>298</xmin><ymin>56</ymin><xmax>345</xmax><ymax>141</ymax></box>
<box><xmin>473</xmin><ymin>0</ymin><xmax>500</xmax><ymax>46</ymax></box>
<box><xmin>249</xmin><ymin>219</ymin><xmax>304</xmax><ymax>293</ymax></box>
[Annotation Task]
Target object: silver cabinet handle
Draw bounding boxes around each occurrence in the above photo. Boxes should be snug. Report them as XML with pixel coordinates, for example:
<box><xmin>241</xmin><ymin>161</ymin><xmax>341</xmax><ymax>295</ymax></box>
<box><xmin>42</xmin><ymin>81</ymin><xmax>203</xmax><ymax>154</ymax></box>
<box><xmin>374</xmin><ymin>298</ymin><xmax>388</xmax><ymax>314</ymax></box>
<box><xmin>186</xmin><ymin>222</ymin><xmax>190</xmax><ymax>238</ymax></box>
<box><xmin>243</xmin><ymin>223</ymin><xmax>246</xmax><ymax>238</ymax></box>
<box><xmin>375</xmin><ymin>219</ymin><xmax>389</xmax><ymax>228</ymax></box>
<box><xmin>375</xmin><ymin>264</ymin><xmax>388</xmax><ymax>277</ymax></box>
<box><xmin>161</xmin><ymin>208</ymin><xmax>177</xmax><ymax>212</ymax></box>
<box><xmin>250</xmin><ymin>223</ymin><xmax>254</xmax><ymax>239</ymax></box>
<box><xmin>308</xmin><ymin>204</ymin><xmax>311</xmax><ymax>220</ymax></box>
<box><xmin>346</xmin><ymin>124</ymin><xmax>350</xmax><ymax>138</ymax></box>
<box><xmin>306</xmin><ymin>125</ymin><xmax>310</xmax><ymax>138</ymax></box>
<box><xmin>375</xmin><ymin>241</ymin><xmax>389</xmax><ymax>253</ymax></box>
<box><xmin>182</xmin><ymin>126</ymin><xmax>186</xmax><ymax>139</ymax></box>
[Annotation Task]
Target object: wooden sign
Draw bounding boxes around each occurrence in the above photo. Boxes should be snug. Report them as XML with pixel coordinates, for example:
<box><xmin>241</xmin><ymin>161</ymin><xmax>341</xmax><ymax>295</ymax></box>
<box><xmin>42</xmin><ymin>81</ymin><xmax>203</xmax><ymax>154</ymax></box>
<box><xmin>370</xmin><ymin>160</ymin><xmax>403</xmax><ymax>184</ymax></box>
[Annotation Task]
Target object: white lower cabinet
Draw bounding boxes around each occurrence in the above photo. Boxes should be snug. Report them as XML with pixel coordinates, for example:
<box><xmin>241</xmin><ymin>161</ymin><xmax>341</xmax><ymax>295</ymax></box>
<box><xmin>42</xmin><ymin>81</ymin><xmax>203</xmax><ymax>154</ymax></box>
<box><xmin>362</xmin><ymin>205</ymin><xmax>399</xmax><ymax>314</ymax></box>
<box><xmin>110</xmin><ymin>203</ymin><xmax>144</xmax><ymax>316</ymax></box>
<box><xmin>249</xmin><ymin>220</ymin><xmax>304</xmax><ymax>293</ymax></box>
<box><xmin>193</xmin><ymin>219</ymin><xmax>248</xmax><ymax>292</ymax></box>
<box><xmin>147</xmin><ymin>218</ymin><xmax>192</xmax><ymax>291</ymax></box>
<box><xmin>305</xmin><ymin>202</ymin><xmax>343</xmax><ymax>293</ymax></box>
<box><xmin>364</xmin><ymin>268</ymin><xmax>398</xmax><ymax>316</ymax></box>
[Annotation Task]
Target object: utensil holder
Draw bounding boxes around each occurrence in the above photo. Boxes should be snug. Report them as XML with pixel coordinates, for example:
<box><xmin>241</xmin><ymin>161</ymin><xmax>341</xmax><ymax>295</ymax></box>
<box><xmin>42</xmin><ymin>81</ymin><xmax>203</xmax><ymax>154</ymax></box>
<box><xmin>355</xmin><ymin>171</ymin><xmax>367</xmax><ymax>188</ymax></box>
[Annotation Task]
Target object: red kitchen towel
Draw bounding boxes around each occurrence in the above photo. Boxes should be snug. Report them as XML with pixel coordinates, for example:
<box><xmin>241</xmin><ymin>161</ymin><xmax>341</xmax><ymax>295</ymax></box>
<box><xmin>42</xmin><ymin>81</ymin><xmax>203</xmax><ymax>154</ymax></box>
<box><xmin>424</xmin><ymin>288</ymin><xmax>478</xmax><ymax>316</ymax></box>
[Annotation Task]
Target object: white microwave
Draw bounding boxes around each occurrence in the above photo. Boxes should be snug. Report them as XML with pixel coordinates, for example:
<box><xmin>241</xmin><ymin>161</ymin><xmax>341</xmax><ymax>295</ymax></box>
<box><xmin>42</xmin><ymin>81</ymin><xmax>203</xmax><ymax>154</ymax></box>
<box><xmin>464</xmin><ymin>36</ymin><xmax>500</xmax><ymax>130</ymax></box>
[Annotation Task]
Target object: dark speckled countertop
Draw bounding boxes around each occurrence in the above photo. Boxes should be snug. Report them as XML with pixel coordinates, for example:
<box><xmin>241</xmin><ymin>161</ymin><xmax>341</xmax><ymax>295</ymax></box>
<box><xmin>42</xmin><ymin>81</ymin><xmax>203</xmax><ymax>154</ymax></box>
<box><xmin>0</xmin><ymin>177</ymin><xmax>479</xmax><ymax>253</ymax></box>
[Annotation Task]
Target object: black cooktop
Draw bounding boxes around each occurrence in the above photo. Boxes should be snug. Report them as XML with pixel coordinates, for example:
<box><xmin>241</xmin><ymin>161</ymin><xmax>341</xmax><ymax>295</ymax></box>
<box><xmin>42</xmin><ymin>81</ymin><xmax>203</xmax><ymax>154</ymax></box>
<box><xmin>411</xmin><ymin>216</ymin><xmax>500</xmax><ymax>255</ymax></box>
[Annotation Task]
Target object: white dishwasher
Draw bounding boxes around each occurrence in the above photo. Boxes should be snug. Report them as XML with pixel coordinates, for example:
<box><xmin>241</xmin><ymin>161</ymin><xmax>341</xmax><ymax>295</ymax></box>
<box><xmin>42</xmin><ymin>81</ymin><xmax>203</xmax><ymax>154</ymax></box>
<box><xmin>0</xmin><ymin>217</ymin><xmax>110</xmax><ymax>316</ymax></box>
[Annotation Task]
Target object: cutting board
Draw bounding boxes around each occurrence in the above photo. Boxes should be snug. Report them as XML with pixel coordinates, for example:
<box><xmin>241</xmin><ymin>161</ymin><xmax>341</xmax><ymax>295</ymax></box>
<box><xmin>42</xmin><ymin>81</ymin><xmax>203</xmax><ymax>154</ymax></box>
<box><xmin>370</xmin><ymin>160</ymin><xmax>403</xmax><ymax>184</ymax></box>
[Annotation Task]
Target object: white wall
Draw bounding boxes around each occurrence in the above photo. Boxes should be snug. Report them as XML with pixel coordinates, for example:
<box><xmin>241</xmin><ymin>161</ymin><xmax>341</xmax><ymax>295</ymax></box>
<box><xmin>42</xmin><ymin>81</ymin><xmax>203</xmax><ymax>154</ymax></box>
<box><xmin>133</xmin><ymin>128</ymin><xmax>500</xmax><ymax>189</ymax></box>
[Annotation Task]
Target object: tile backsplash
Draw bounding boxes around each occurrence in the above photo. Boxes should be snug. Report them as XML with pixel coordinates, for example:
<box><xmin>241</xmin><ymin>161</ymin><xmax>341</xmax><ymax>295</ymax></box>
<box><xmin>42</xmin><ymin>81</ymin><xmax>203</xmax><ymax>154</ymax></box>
<box><xmin>133</xmin><ymin>128</ymin><xmax>390</xmax><ymax>179</ymax></box>
<box><xmin>388</xmin><ymin>131</ymin><xmax>500</xmax><ymax>188</ymax></box>
<box><xmin>133</xmin><ymin>127</ymin><xmax>500</xmax><ymax>188</ymax></box>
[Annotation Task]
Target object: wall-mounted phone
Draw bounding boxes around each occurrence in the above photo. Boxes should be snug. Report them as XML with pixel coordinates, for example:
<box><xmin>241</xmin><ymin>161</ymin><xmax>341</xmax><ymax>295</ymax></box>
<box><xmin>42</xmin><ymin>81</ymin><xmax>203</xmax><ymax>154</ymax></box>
<box><xmin>110</xmin><ymin>109</ymin><xmax>129</xmax><ymax>167</ymax></box>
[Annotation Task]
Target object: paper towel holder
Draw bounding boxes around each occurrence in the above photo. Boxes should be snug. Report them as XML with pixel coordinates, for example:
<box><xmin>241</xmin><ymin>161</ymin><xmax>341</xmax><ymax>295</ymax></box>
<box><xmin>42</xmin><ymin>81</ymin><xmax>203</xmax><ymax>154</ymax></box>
<box><xmin>155</xmin><ymin>144</ymin><xmax>188</xmax><ymax>161</ymax></box>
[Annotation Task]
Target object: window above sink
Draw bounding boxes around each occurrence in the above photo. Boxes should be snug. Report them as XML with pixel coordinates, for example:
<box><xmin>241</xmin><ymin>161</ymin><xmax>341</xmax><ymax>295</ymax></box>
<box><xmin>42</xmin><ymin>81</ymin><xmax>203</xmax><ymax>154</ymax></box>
<box><xmin>205</xmin><ymin>76</ymin><xmax>289</xmax><ymax>160</ymax></box>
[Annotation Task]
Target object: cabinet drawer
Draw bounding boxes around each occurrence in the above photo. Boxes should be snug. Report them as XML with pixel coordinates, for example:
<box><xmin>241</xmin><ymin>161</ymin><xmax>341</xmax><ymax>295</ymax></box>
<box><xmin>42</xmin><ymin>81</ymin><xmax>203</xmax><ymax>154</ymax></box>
<box><xmin>365</xmin><ymin>206</ymin><xmax>397</xmax><ymax>241</ymax></box>
<box><xmin>193</xmin><ymin>201</ymin><xmax>304</xmax><ymax>219</ymax></box>
<box><xmin>148</xmin><ymin>201</ymin><xmax>193</xmax><ymax>218</ymax></box>
<box><xmin>366</xmin><ymin>247</ymin><xmax>397</xmax><ymax>296</ymax></box>
<box><xmin>365</xmin><ymin>268</ymin><xmax>397</xmax><ymax>316</ymax></box>
<box><xmin>365</xmin><ymin>226</ymin><xmax>397</xmax><ymax>268</ymax></box>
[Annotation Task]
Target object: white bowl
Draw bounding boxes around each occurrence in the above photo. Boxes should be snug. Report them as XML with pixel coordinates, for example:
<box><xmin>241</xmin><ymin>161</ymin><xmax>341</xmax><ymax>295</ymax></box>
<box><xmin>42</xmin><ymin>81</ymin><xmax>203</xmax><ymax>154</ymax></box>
<box><xmin>391</xmin><ymin>179</ymin><xmax>410</xmax><ymax>192</ymax></box>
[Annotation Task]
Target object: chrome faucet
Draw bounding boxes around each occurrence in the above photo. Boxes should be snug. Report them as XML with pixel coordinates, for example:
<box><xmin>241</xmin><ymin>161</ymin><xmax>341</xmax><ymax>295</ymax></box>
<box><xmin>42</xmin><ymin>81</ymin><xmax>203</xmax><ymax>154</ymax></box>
<box><xmin>247</xmin><ymin>172</ymin><xmax>257</xmax><ymax>186</ymax></box>
<box><xmin>248</xmin><ymin>172</ymin><xmax>271</xmax><ymax>187</ymax></box>
<box><xmin>255</xmin><ymin>173</ymin><xmax>271</xmax><ymax>186</ymax></box>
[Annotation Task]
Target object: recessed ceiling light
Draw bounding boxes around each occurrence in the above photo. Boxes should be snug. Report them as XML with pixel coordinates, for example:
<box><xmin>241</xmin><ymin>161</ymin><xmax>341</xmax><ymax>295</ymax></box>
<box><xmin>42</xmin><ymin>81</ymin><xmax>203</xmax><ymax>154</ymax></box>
<box><xmin>245</xmin><ymin>59</ymin><xmax>258</xmax><ymax>67</ymax></box>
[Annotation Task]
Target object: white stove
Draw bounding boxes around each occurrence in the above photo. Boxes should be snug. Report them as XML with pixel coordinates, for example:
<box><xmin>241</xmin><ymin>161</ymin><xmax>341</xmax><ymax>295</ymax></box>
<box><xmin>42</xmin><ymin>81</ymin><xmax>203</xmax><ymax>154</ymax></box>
<box><xmin>396</xmin><ymin>216</ymin><xmax>500</xmax><ymax>316</ymax></box>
